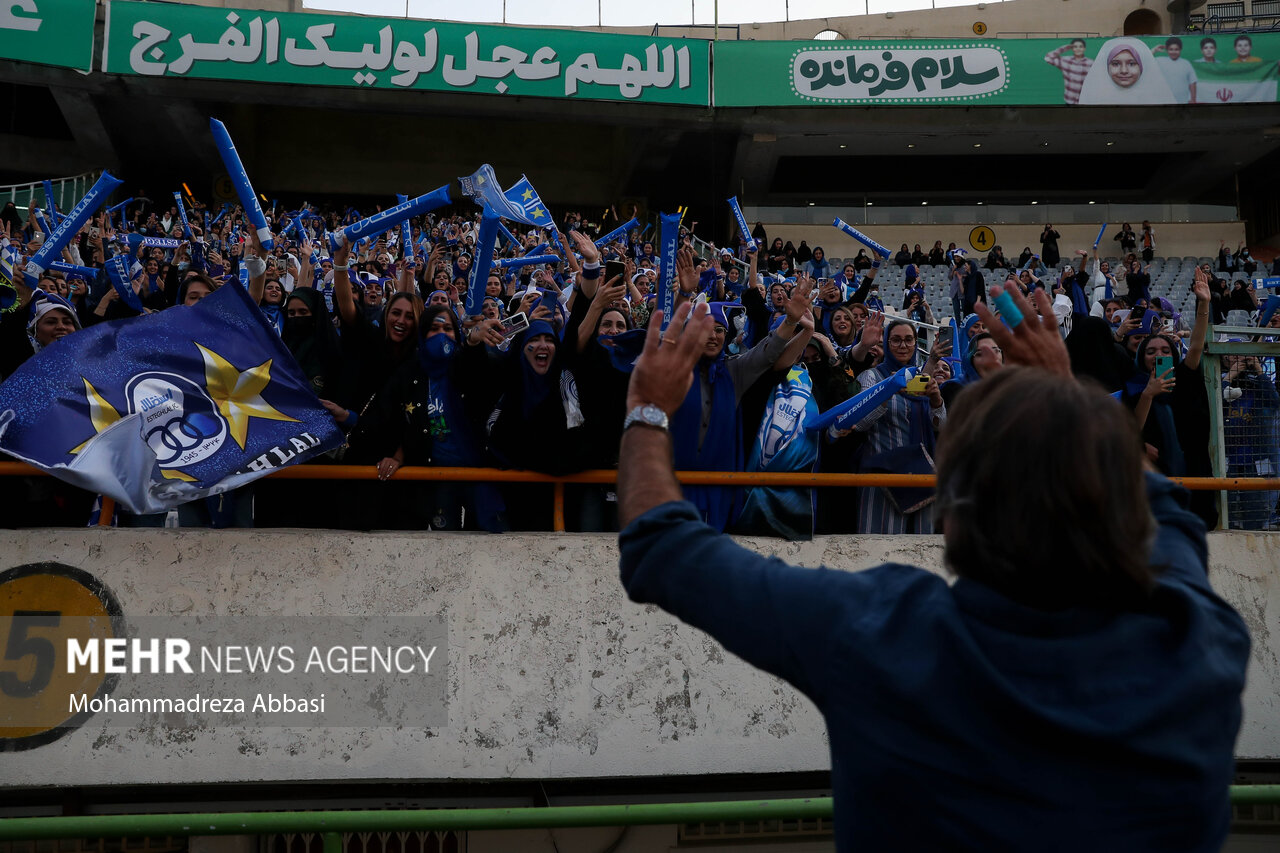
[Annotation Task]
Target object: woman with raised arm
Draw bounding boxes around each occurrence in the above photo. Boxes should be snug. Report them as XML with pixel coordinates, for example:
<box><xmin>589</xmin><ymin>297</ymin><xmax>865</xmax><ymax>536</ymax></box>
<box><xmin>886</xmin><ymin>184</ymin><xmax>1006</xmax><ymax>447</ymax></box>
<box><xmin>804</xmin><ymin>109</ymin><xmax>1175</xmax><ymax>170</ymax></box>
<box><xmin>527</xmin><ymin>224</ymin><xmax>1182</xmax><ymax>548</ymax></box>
<box><xmin>1124</xmin><ymin>272</ymin><xmax>1216</xmax><ymax>528</ymax></box>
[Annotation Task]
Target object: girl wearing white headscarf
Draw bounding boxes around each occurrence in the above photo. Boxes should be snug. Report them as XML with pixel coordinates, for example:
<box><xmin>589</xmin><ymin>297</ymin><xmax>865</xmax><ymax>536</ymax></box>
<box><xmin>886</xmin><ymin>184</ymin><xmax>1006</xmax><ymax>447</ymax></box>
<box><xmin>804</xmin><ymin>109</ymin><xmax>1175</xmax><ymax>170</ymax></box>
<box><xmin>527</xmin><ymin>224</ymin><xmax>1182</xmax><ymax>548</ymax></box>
<box><xmin>1077</xmin><ymin>38</ymin><xmax>1175</xmax><ymax>105</ymax></box>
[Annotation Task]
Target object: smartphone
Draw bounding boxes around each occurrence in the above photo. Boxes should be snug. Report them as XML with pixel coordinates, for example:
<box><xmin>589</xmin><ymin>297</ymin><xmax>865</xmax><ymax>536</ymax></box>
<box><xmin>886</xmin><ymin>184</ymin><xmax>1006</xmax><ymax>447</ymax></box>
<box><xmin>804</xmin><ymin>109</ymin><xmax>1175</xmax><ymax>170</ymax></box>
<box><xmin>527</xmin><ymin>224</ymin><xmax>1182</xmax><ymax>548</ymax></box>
<box><xmin>496</xmin><ymin>311</ymin><xmax>530</xmax><ymax>352</ymax></box>
<box><xmin>1155</xmin><ymin>355</ymin><xmax>1174</xmax><ymax>377</ymax></box>
<box><xmin>605</xmin><ymin>259</ymin><xmax>626</xmax><ymax>282</ymax></box>
<box><xmin>500</xmin><ymin>311</ymin><xmax>529</xmax><ymax>338</ymax></box>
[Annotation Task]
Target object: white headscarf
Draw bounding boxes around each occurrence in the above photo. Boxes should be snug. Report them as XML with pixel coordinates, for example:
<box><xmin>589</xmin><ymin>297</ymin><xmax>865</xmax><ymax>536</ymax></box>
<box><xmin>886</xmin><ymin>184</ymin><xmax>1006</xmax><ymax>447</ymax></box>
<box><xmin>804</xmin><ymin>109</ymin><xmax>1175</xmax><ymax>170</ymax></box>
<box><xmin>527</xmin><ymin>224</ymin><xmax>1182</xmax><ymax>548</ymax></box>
<box><xmin>25</xmin><ymin>291</ymin><xmax>81</xmax><ymax>354</ymax></box>
<box><xmin>1077</xmin><ymin>38</ymin><xmax>1175</xmax><ymax>105</ymax></box>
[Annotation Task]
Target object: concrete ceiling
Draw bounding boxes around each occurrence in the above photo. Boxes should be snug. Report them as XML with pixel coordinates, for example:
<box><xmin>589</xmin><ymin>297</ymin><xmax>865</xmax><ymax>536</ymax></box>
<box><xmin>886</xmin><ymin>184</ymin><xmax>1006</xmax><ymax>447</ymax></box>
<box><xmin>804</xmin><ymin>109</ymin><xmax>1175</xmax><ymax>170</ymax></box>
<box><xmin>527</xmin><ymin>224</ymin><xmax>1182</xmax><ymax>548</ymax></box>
<box><xmin>3</xmin><ymin>58</ymin><xmax>1278</xmax><ymax>216</ymax></box>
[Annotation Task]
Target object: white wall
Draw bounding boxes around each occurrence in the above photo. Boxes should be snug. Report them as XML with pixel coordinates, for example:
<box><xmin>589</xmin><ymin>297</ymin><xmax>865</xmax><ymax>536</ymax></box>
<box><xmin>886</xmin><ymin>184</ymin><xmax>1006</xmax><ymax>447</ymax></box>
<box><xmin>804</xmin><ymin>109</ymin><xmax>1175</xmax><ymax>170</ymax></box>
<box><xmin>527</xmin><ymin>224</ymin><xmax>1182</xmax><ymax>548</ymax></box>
<box><xmin>2</xmin><ymin>527</ymin><xmax>1278</xmax><ymax>786</ymax></box>
<box><xmin>757</xmin><ymin>221</ymin><xmax>1249</xmax><ymax>266</ymax></box>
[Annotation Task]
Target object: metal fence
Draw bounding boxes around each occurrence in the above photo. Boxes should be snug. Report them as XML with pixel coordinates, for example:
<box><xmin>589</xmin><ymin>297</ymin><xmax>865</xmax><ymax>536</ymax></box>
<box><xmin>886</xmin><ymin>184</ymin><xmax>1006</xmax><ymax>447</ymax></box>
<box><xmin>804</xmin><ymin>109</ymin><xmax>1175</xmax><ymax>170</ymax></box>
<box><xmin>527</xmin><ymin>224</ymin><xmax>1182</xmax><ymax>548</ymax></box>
<box><xmin>0</xmin><ymin>172</ymin><xmax>99</xmax><ymax>216</ymax></box>
<box><xmin>262</xmin><ymin>832</ymin><xmax>462</xmax><ymax>853</ymax></box>
<box><xmin>2</xmin><ymin>794</ymin><xmax>1280</xmax><ymax>842</ymax></box>
<box><xmin>1205</xmin><ymin>328</ymin><xmax>1280</xmax><ymax>530</ymax></box>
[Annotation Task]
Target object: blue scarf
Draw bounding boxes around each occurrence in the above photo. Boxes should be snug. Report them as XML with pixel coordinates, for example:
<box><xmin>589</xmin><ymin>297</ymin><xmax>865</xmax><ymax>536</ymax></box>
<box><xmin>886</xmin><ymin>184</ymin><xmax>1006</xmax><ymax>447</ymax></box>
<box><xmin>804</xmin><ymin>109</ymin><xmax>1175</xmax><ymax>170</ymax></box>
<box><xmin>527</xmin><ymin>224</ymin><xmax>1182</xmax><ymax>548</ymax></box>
<box><xmin>417</xmin><ymin>333</ymin><xmax>466</xmax><ymax>465</ymax></box>
<box><xmin>948</xmin><ymin>314</ymin><xmax>984</xmax><ymax>384</ymax></box>
<box><xmin>1065</xmin><ymin>271</ymin><xmax>1089</xmax><ymax>315</ymax></box>
<box><xmin>671</xmin><ymin>351</ymin><xmax>741</xmax><ymax>532</ymax></box>
<box><xmin>417</xmin><ymin>332</ymin><xmax>506</xmax><ymax>530</ymax></box>
<box><xmin>260</xmin><ymin>303</ymin><xmax>284</xmax><ymax>336</ymax></box>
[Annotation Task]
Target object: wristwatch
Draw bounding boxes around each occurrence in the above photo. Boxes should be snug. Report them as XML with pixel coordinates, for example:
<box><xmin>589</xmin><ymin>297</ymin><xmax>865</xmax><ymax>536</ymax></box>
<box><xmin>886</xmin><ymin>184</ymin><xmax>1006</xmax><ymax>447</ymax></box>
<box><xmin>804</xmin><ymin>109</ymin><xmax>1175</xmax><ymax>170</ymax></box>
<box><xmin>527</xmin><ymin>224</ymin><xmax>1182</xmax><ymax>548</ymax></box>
<box><xmin>623</xmin><ymin>404</ymin><xmax>669</xmax><ymax>433</ymax></box>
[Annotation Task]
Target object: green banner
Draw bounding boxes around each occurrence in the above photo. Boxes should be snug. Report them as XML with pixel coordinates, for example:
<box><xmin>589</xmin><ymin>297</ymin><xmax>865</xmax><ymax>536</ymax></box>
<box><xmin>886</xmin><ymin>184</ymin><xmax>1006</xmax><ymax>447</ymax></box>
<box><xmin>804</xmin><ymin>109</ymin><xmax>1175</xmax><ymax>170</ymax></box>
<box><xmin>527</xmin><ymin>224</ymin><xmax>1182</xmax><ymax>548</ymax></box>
<box><xmin>102</xmin><ymin>1</ymin><xmax>708</xmax><ymax>105</ymax></box>
<box><xmin>714</xmin><ymin>33</ymin><xmax>1280</xmax><ymax>106</ymax></box>
<box><xmin>0</xmin><ymin>0</ymin><xmax>96</xmax><ymax>71</ymax></box>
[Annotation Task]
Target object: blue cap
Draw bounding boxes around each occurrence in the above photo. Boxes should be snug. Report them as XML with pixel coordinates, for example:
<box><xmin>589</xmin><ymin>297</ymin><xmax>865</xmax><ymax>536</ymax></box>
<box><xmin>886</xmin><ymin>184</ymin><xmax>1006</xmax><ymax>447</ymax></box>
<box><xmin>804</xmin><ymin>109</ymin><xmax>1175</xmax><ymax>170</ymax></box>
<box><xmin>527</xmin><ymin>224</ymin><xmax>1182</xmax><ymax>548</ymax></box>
<box><xmin>525</xmin><ymin>318</ymin><xmax>557</xmax><ymax>341</ymax></box>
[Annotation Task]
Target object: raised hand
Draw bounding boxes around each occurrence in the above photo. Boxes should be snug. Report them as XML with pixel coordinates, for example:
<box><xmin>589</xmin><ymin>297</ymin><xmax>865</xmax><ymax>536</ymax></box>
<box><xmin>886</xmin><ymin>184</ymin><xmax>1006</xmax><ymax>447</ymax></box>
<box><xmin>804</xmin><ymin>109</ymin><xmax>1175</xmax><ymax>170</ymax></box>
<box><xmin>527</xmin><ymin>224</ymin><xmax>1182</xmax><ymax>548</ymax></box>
<box><xmin>974</xmin><ymin>284</ymin><xmax>1072</xmax><ymax>378</ymax></box>
<box><xmin>626</xmin><ymin>302</ymin><xmax>712</xmax><ymax>415</ymax></box>
<box><xmin>862</xmin><ymin>309</ymin><xmax>884</xmax><ymax>344</ymax></box>
<box><xmin>928</xmin><ymin>334</ymin><xmax>953</xmax><ymax>362</ymax></box>
<box><xmin>675</xmin><ymin>246</ymin><xmax>699</xmax><ymax>294</ymax></box>
<box><xmin>1192</xmin><ymin>275</ymin><xmax>1210</xmax><ymax>304</ymax></box>
<box><xmin>569</xmin><ymin>229</ymin><xmax>599</xmax><ymax>265</ymax></box>
<box><xmin>783</xmin><ymin>281</ymin><xmax>813</xmax><ymax>323</ymax></box>
<box><xmin>593</xmin><ymin>277</ymin><xmax>625</xmax><ymax>306</ymax></box>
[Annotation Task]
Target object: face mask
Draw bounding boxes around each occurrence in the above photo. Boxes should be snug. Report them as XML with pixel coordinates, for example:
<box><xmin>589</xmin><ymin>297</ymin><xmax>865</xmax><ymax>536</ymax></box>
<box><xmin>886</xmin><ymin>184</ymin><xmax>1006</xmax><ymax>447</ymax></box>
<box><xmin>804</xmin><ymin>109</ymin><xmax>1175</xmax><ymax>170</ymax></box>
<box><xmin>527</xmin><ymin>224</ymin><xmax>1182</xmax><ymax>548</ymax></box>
<box><xmin>420</xmin><ymin>331</ymin><xmax>455</xmax><ymax>365</ymax></box>
<box><xmin>283</xmin><ymin>317</ymin><xmax>310</xmax><ymax>340</ymax></box>
<box><xmin>177</xmin><ymin>262</ymin><xmax>190</xmax><ymax>272</ymax></box>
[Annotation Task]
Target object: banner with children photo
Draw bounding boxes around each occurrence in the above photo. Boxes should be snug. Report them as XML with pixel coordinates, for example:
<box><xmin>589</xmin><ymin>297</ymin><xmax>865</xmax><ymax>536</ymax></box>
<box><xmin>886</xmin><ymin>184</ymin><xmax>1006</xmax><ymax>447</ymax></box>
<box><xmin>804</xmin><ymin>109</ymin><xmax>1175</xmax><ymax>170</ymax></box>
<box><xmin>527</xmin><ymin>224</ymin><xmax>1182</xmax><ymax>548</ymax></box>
<box><xmin>713</xmin><ymin>32</ymin><xmax>1280</xmax><ymax>107</ymax></box>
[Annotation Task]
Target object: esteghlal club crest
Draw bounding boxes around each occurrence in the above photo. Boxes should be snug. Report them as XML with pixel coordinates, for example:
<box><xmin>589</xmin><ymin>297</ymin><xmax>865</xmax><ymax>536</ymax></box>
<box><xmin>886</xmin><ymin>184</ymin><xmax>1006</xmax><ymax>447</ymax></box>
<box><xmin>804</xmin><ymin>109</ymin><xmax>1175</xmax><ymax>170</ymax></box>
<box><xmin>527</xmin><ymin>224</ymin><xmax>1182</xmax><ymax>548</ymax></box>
<box><xmin>124</xmin><ymin>372</ymin><xmax>227</xmax><ymax>469</ymax></box>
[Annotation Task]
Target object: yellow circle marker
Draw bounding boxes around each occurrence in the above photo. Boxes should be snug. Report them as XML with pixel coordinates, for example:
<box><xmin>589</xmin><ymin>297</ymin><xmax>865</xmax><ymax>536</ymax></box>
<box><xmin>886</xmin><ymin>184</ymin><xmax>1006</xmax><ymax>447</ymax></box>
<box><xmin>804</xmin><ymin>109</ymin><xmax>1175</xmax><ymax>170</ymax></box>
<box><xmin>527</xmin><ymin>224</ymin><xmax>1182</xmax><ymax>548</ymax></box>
<box><xmin>0</xmin><ymin>564</ymin><xmax>123</xmax><ymax>751</ymax></box>
<box><xmin>969</xmin><ymin>225</ymin><xmax>996</xmax><ymax>252</ymax></box>
<box><xmin>973</xmin><ymin>22</ymin><xmax>987</xmax><ymax>36</ymax></box>
<box><xmin>212</xmin><ymin>175</ymin><xmax>236</xmax><ymax>202</ymax></box>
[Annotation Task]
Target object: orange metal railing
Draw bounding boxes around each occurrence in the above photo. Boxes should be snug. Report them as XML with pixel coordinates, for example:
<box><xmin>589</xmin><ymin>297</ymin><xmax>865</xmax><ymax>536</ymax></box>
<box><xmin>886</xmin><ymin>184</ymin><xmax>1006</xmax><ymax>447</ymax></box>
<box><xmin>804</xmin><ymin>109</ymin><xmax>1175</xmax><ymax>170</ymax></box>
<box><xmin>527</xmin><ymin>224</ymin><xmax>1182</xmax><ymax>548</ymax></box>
<box><xmin>0</xmin><ymin>461</ymin><xmax>1277</xmax><ymax>532</ymax></box>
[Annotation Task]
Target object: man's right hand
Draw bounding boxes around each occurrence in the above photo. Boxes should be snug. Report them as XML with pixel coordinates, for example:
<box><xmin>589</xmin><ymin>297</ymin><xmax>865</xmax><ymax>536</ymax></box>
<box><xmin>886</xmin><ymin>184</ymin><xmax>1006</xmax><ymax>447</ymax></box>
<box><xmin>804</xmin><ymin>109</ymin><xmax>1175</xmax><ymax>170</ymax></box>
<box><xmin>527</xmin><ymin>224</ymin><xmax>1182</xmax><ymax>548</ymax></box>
<box><xmin>975</xmin><ymin>284</ymin><xmax>1072</xmax><ymax>379</ymax></box>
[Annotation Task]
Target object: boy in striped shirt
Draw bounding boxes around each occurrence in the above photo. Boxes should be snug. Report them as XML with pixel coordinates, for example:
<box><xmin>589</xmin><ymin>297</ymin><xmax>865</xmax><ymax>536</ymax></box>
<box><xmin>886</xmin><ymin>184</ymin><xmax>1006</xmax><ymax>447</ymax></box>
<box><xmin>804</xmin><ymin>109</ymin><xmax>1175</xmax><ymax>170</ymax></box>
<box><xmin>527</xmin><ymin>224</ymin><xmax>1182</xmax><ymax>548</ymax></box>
<box><xmin>1045</xmin><ymin>38</ymin><xmax>1093</xmax><ymax>105</ymax></box>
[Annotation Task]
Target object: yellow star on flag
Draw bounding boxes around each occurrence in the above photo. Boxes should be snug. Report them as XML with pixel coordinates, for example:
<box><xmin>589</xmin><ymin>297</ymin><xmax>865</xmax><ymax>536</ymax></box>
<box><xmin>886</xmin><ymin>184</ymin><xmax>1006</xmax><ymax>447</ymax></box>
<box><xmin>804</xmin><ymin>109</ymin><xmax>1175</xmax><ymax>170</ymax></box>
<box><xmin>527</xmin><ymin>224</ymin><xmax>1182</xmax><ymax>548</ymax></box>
<box><xmin>531</xmin><ymin>207</ymin><xmax>546</xmax><ymax>220</ymax></box>
<box><xmin>521</xmin><ymin>188</ymin><xmax>534</xmax><ymax>201</ymax></box>
<box><xmin>197</xmin><ymin>344</ymin><xmax>298</xmax><ymax>450</ymax></box>
<box><xmin>69</xmin><ymin>378</ymin><xmax>123</xmax><ymax>454</ymax></box>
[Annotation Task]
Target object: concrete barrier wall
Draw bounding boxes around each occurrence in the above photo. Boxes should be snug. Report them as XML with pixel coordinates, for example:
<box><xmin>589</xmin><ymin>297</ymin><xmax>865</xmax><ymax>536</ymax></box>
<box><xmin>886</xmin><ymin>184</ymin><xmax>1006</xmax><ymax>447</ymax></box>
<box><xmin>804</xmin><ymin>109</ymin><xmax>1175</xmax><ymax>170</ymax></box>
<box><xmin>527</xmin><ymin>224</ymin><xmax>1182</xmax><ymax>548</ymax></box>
<box><xmin>1</xmin><ymin>528</ymin><xmax>1277</xmax><ymax>787</ymax></box>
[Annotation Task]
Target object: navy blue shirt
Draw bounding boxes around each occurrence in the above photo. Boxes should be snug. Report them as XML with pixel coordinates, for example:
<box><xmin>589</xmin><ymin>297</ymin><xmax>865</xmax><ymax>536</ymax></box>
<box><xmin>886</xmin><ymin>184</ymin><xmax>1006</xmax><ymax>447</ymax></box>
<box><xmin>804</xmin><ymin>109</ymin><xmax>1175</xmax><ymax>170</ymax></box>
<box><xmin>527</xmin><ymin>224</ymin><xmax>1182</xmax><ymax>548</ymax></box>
<box><xmin>619</xmin><ymin>473</ymin><xmax>1249</xmax><ymax>852</ymax></box>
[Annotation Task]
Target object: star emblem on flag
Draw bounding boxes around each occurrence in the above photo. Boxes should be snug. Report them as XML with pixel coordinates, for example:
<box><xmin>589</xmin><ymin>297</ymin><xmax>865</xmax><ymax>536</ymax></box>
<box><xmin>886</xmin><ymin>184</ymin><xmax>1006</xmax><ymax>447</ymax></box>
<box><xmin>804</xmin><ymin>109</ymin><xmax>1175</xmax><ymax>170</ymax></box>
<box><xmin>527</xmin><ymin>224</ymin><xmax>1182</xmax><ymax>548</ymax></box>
<box><xmin>198</xmin><ymin>344</ymin><xmax>298</xmax><ymax>449</ymax></box>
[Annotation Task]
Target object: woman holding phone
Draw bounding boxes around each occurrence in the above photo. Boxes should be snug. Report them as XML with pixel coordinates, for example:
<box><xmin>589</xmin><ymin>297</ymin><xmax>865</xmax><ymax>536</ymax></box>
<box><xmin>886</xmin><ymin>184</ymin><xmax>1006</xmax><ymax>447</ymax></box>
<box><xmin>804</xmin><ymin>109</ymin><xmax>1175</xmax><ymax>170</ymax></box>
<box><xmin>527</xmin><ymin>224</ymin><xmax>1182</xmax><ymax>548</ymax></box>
<box><xmin>1124</xmin><ymin>273</ymin><xmax>1216</xmax><ymax>527</ymax></box>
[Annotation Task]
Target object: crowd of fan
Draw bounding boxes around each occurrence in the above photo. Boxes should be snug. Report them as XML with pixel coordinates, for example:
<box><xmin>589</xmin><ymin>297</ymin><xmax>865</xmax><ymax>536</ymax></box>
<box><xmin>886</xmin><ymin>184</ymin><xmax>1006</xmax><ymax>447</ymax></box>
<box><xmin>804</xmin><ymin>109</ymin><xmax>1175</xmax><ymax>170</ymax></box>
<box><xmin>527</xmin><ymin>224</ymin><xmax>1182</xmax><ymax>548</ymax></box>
<box><xmin>0</xmin><ymin>195</ymin><xmax>1276</xmax><ymax>534</ymax></box>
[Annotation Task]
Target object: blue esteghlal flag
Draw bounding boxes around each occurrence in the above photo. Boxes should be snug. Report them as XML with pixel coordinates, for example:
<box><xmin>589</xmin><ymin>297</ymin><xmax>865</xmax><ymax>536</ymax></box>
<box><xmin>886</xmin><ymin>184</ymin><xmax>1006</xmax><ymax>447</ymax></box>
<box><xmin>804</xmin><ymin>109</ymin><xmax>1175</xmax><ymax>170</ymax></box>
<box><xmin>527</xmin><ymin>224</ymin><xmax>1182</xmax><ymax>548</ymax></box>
<box><xmin>738</xmin><ymin>365</ymin><xmax>820</xmax><ymax>540</ymax></box>
<box><xmin>0</xmin><ymin>282</ymin><xmax>343</xmax><ymax>514</ymax></box>
<box><xmin>458</xmin><ymin>165</ymin><xmax>555</xmax><ymax>230</ymax></box>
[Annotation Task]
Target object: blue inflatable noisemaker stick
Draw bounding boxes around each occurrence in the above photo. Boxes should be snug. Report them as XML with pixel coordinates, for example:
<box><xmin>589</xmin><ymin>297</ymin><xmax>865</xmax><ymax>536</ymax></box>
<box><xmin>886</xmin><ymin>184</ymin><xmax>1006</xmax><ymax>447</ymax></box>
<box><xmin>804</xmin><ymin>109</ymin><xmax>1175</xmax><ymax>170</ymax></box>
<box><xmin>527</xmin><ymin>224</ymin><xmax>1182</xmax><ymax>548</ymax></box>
<box><xmin>209</xmin><ymin>118</ymin><xmax>274</xmax><ymax>251</ymax></box>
